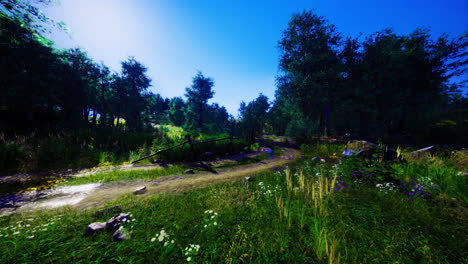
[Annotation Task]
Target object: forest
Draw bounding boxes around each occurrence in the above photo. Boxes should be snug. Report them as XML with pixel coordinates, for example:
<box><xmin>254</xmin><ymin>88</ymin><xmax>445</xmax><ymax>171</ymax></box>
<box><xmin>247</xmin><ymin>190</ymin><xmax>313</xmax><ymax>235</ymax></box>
<box><xmin>0</xmin><ymin>1</ymin><xmax>467</xmax><ymax>263</ymax></box>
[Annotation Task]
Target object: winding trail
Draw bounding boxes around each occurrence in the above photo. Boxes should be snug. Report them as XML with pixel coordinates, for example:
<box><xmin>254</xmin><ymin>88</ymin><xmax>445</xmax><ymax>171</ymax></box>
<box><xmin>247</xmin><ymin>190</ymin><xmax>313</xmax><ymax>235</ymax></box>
<box><xmin>7</xmin><ymin>145</ymin><xmax>300</xmax><ymax>214</ymax></box>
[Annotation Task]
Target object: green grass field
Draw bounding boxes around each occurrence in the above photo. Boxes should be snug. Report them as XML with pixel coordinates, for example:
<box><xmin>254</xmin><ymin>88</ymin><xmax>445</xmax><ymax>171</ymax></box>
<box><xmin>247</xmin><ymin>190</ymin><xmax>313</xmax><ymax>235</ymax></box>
<box><xmin>0</xmin><ymin>143</ymin><xmax>466</xmax><ymax>263</ymax></box>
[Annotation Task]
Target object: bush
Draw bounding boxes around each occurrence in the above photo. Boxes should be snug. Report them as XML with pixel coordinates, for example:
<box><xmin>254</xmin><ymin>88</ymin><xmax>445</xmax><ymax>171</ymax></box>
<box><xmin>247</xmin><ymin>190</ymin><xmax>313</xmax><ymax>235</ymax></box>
<box><xmin>0</xmin><ymin>141</ymin><xmax>24</xmax><ymax>173</ymax></box>
<box><xmin>285</xmin><ymin>118</ymin><xmax>319</xmax><ymax>143</ymax></box>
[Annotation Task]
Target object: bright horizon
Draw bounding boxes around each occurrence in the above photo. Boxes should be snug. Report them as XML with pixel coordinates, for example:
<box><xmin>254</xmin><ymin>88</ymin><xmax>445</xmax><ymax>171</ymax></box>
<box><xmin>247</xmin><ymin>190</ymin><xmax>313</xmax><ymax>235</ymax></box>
<box><xmin>42</xmin><ymin>0</ymin><xmax>468</xmax><ymax>115</ymax></box>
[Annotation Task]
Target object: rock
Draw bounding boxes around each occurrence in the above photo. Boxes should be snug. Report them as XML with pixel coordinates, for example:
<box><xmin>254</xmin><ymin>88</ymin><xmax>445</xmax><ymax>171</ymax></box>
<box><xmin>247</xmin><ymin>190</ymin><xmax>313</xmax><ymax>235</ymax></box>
<box><xmin>112</xmin><ymin>229</ymin><xmax>128</xmax><ymax>241</ymax></box>
<box><xmin>347</xmin><ymin>140</ymin><xmax>378</xmax><ymax>151</ymax></box>
<box><xmin>85</xmin><ymin>222</ymin><xmax>107</xmax><ymax>236</ymax></box>
<box><xmin>133</xmin><ymin>186</ymin><xmax>147</xmax><ymax>195</ymax></box>
<box><xmin>184</xmin><ymin>169</ymin><xmax>194</xmax><ymax>174</ymax></box>
<box><xmin>344</xmin><ymin>140</ymin><xmax>398</xmax><ymax>161</ymax></box>
<box><xmin>94</xmin><ymin>205</ymin><xmax>121</xmax><ymax>217</ymax></box>
<box><xmin>342</xmin><ymin>148</ymin><xmax>359</xmax><ymax>157</ymax></box>
<box><xmin>410</xmin><ymin>146</ymin><xmax>436</xmax><ymax>159</ymax></box>
<box><xmin>106</xmin><ymin>213</ymin><xmax>130</xmax><ymax>232</ymax></box>
<box><xmin>260</xmin><ymin>147</ymin><xmax>273</xmax><ymax>154</ymax></box>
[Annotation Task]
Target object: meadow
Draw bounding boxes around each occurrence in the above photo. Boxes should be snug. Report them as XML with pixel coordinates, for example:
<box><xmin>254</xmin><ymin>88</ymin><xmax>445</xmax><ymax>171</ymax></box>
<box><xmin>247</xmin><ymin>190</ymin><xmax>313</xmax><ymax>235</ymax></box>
<box><xmin>0</xmin><ymin>142</ymin><xmax>466</xmax><ymax>263</ymax></box>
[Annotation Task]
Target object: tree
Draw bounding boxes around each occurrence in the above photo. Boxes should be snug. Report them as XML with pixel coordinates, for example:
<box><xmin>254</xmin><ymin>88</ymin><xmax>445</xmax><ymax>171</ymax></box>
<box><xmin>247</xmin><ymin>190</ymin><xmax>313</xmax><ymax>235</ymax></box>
<box><xmin>239</xmin><ymin>94</ymin><xmax>270</xmax><ymax>141</ymax></box>
<box><xmin>276</xmin><ymin>10</ymin><xmax>342</xmax><ymax>138</ymax></box>
<box><xmin>184</xmin><ymin>71</ymin><xmax>214</xmax><ymax>132</ymax></box>
<box><xmin>206</xmin><ymin>103</ymin><xmax>230</xmax><ymax>133</ymax></box>
<box><xmin>0</xmin><ymin>0</ymin><xmax>69</xmax><ymax>45</ymax></box>
<box><xmin>143</xmin><ymin>92</ymin><xmax>168</xmax><ymax>126</ymax></box>
<box><xmin>168</xmin><ymin>97</ymin><xmax>186</xmax><ymax>126</ymax></box>
<box><xmin>119</xmin><ymin>57</ymin><xmax>152</xmax><ymax>130</ymax></box>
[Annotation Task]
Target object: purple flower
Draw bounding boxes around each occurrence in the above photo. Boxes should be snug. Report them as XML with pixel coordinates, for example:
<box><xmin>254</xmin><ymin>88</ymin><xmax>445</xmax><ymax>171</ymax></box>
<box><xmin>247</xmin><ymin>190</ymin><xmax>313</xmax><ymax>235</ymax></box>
<box><xmin>409</xmin><ymin>192</ymin><xmax>414</xmax><ymax>196</ymax></box>
<box><xmin>334</xmin><ymin>187</ymin><xmax>339</xmax><ymax>191</ymax></box>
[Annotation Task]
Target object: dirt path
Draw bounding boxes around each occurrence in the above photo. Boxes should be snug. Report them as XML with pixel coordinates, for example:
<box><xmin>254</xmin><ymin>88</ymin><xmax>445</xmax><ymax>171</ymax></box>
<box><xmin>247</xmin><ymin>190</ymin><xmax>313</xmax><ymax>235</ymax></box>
<box><xmin>12</xmin><ymin>146</ymin><xmax>300</xmax><ymax>214</ymax></box>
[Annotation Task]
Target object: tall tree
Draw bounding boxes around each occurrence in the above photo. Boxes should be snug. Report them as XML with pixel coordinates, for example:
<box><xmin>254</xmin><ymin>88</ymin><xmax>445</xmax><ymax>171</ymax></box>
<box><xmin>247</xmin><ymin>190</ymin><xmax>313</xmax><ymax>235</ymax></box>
<box><xmin>119</xmin><ymin>57</ymin><xmax>151</xmax><ymax>130</ymax></box>
<box><xmin>239</xmin><ymin>94</ymin><xmax>270</xmax><ymax>141</ymax></box>
<box><xmin>184</xmin><ymin>71</ymin><xmax>214</xmax><ymax>132</ymax></box>
<box><xmin>276</xmin><ymin>10</ymin><xmax>342</xmax><ymax>138</ymax></box>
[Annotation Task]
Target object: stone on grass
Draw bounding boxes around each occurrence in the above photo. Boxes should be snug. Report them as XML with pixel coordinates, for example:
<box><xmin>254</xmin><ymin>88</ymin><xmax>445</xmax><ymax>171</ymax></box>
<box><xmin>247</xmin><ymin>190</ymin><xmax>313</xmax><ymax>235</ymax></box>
<box><xmin>133</xmin><ymin>186</ymin><xmax>147</xmax><ymax>195</ymax></box>
<box><xmin>344</xmin><ymin>140</ymin><xmax>398</xmax><ymax>161</ymax></box>
<box><xmin>85</xmin><ymin>222</ymin><xmax>107</xmax><ymax>236</ymax></box>
<box><xmin>112</xmin><ymin>229</ymin><xmax>128</xmax><ymax>241</ymax></box>
<box><xmin>184</xmin><ymin>169</ymin><xmax>194</xmax><ymax>174</ymax></box>
<box><xmin>106</xmin><ymin>213</ymin><xmax>130</xmax><ymax>232</ymax></box>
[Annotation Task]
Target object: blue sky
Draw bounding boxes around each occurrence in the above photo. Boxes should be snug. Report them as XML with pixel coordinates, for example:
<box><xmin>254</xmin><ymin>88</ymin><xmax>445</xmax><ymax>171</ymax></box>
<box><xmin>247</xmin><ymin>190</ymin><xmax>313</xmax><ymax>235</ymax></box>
<box><xmin>42</xmin><ymin>0</ymin><xmax>467</xmax><ymax>115</ymax></box>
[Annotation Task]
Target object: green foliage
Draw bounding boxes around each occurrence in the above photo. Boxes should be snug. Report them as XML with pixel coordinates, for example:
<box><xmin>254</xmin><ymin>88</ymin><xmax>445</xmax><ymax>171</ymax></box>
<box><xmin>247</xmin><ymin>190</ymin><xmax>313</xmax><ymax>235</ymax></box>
<box><xmin>285</xmin><ymin>118</ymin><xmax>319</xmax><ymax>142</ymax></box>
<box><xmin>0</xmin><ymin>140</ymin><xmax>24</xmax><ymax>173</ymax></box>
<box><xmin>168</xmin><ymin>97</ymin><xmax>186</xmax><ymax>126</ymax></box>
<box><xmin>0</xmin><ymin>156</ymin><xmax>465</xmax><ymax>263</ymax></box>
<box><xmin>300</xmin><ymin>143</ymin><xmax>345</xmax><ymax>158</ymax></box>
<box><xmin>238</xmin><ymin>94</ymin><xmax>270</xmax><ymax>139</ymax></box>
<box><xmin>184</xmin><ymin>72</ymin><xmax>215</xmax><ymax>133</ymax></box>
<box><xmin>273</xmin><ymin>10</ymin><xmax>467</xmax><ymax>142</ymax></box>
<box><xmin>0</xmin><ymin>130</ymin><xmax>159</xmax><ymax>175</ymax></box>
<box><xmin>339</xmin><ymin>155</ymin><xmax>396</xmax><ymax>184</ymax></box>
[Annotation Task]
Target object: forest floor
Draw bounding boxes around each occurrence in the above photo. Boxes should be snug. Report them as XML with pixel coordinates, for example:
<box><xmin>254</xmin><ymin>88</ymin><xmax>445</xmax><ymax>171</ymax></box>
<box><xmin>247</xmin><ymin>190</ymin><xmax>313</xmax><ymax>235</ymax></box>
<box><xmin>0</xmin><ymin>142</ymin><xmax>300</xmax><ymax>214</ymax></box>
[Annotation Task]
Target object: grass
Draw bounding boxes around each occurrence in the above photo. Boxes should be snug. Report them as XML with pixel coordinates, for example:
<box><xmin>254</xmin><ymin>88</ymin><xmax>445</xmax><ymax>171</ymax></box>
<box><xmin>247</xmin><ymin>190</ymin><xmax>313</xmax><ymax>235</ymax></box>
<box><xmin>59</xmin><ymin>165</ymin><xmax>190</xmax><ymax>186</ymax></box>
<box><xmin>0</xmin><ymin>143</ymin><xmax>466</xmax><ymax>263</ymax></box>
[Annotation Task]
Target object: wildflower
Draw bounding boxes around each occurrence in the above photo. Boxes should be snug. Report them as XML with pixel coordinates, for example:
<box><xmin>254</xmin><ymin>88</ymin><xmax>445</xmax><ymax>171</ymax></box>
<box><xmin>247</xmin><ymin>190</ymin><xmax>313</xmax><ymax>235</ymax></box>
<box><xmin>187</xmin><ymin>257</ymin><xmax>191</xmax><ymax>262</ymax></box>
<box><xmin>151</xmin><ymin>237</ymin><xmax>156</xmax><ymax>242</ymax></box>
<box><xmin>27</xmin><ymin>235</ymin><xmax>34</xmax><ymax>239</ymax></box>
<box><xmin>13</xmin><ymin>231</ymin><xmax>19</xmax><ymax>235</ymax></box>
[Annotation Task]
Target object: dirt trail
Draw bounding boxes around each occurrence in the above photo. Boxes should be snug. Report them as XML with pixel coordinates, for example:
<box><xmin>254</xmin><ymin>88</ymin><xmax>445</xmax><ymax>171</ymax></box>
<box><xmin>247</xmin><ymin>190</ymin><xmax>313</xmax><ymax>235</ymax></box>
<box><xmin>12</xmin><ymin>146</ymin><xmax>300</xmax><ymax>213</ymax></box>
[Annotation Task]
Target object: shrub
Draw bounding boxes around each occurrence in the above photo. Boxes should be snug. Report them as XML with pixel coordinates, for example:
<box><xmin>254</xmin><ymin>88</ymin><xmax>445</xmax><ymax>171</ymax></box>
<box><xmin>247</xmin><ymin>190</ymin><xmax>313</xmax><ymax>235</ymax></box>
<box><xmin>0</xmin><ymin>140</ymin><xmax>24</xmax><ymax>173</ymax></box>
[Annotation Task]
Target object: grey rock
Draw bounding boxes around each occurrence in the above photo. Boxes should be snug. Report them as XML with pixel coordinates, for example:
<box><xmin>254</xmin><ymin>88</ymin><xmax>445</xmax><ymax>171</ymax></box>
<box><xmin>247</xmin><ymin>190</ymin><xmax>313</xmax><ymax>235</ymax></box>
<box><xmin>94</xmin><ymin>205</ymin><xmax>121</xmax><ymax>217</ymax></box>
<box><xmin>133</xmin><ymin>186</ymin><xmax>147</xmax><ymax>195</ymax></box>
<box><xmin>184</xmin><ymin>169</ymin><xmax>194</xmax><ymax>174</ymax></box>
<box><xmin>112</xmin><ymin>229</ymin><xmax>127</xmax><ymax>241</ymax></box>
<box><xmin>106</xmin><ymin>213</ymin><xmax>130</xmax><ymax>232</ymax></box>
<box><xmin>85</xmin><ymin>222</ymin><xmax>107</xmax><ymax>236</ymax></box>
<box><xmin>345</xmin><ymin>140</ymin><xmax>398</xmax><ymax>161</ymax></box>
